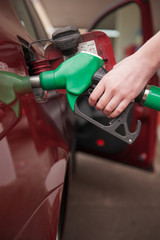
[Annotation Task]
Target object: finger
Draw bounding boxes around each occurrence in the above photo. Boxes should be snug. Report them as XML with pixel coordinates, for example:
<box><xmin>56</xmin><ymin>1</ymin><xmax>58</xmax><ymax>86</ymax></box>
<box><xmin>88</xmin><ymin>81</ymin><xmax>104</xmax><ymax>106</ymax></box>
<box><xmin>107</xmin><ymin>100</ymin><xmax>129</xmax><ymax>118</ymax></box>
<box><xmin>103</xmin><ymin>96</ymin><xmax>121</xmax><ymax>116</ymax></box>
<box><xmin>96</xmin><ymin>91</ymin><xmax>112</xmax><ymax>111</ymax></box>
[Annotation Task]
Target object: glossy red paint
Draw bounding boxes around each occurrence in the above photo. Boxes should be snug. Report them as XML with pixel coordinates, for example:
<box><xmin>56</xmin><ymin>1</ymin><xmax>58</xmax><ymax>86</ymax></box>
<box><xmin>44</xmin><ymin>30</ymin><xmax>116</xmax><ymax>70</ymax></box>
<box><xmin>81</xmin><ymin>31</ymin><xmax>116</xmax><ymax>71</ymax></box>
<box><xmin>88</xmin><ymin>0</ymin><xmax>158</xmax><ymax>170</ymax></box>
<box><xmin>0</xmin><ymin>1</ymin><xmax>74</xmax><ymax>239</ymax></box>
<box><xmin>44</xmin><ymin>45</ymin><xmax>64</xmax><ymax>70</ymax></box>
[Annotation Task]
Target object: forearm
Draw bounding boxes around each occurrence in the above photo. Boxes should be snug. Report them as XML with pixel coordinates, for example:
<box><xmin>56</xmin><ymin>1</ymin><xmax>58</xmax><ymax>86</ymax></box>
<box><xmin>135</xmin><ymin>31</ymin><xmax>160</xmax><ymax>80</ymax></box>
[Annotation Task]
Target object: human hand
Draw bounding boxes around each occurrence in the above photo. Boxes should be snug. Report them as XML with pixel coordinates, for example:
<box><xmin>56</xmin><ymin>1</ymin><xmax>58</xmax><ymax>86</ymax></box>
<box><xmin>88</xmin><ymin>53</ymin><xmax>151</xmax><ymax>118</ymax></box>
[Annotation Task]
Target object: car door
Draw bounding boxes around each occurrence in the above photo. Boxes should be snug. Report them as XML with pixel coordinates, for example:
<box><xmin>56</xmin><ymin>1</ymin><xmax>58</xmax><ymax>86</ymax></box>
<box><xmin>76</xmin><ymin>0</ymin><xmax>158</xmax><ymax>170</ymax></box>
<box><xmin>0</xmin><ymin>1</ymin><xmax>74</xmax><ymax>239</ymax></box>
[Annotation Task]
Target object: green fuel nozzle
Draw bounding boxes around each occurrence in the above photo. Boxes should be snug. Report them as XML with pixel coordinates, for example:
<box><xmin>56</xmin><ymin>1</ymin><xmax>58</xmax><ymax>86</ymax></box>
<box><xmin>31</xmin><ymin>52</ymin><xmax>141</xmax><ymax>144</ymax></box>
<box><xmin>39</xmin><ymin>52</ymin><xmax>104</xmax><ymax>111</ymax></box>
<box><xmin>30</xmin><ymin>51</ymin><xmax>160</xmax><ymax>144</ymax></box>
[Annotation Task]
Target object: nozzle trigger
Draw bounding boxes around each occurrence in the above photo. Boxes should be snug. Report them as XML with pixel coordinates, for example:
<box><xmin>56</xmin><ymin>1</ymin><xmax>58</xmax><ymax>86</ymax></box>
<box><xmin>75</xmin><ymin>100</ymin><xmax>141</xmax><ymax>144</ymax></box>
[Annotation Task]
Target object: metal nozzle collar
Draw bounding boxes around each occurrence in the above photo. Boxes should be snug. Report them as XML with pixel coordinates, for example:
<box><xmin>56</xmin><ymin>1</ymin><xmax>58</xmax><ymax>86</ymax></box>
<box><xmin>141</xmin><ymin>85</ymin><xmax>151</xmax><ymax>105</ymax></box>
<box><xmin>30</xmin><ymin>75</ymin><xmax>40</xmax><ymax>88</ymax></box>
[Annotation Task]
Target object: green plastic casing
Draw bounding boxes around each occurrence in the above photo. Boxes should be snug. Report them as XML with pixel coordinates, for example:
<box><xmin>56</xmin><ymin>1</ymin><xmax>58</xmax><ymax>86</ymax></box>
<box><xmin>144</xmin><ymin>85</ymin><xmax>160</xmax><ymax>111</ymax></box>
<box><xmin>40</xmin><ymin>52</ymin><xmax>104</xmax><ymax>111</ymax></box>
<box><xmin>0</xmin><ymin>71</ymin><xmax>32</xmax><ymax>117</ymax></box>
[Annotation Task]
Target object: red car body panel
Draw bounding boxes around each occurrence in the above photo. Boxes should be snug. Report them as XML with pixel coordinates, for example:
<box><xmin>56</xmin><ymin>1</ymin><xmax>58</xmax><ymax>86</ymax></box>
<box><xmin>0</xmin><ymin>1</ymin><xmax>73</xmax><ymax>239</ymax></box>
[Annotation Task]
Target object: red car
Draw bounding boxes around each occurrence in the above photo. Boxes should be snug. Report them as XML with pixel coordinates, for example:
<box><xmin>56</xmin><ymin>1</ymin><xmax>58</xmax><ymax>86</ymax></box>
<box><xmin>0</xmin><ymin>1</ymin><xmax>75</xmax><ymax>239</ymax></box>
<box><xmin>0</xmin><ymin>0</ymin><xmax>158</xmax><ymax>239</ymax></box>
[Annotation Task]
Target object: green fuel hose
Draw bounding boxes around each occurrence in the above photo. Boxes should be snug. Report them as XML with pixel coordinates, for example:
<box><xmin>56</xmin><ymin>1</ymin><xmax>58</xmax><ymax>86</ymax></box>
<box><xmin>143</xmin><ymin>85</ymin><xmax>160</xmax><ymax>111</ymax></box>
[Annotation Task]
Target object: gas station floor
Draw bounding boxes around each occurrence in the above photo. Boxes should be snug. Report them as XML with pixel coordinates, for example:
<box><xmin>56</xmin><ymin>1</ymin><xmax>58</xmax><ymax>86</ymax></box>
<box><xmin>63</xmin><ymin>141</ymin><xmax>160</xmax><ymax>240</ymax></box>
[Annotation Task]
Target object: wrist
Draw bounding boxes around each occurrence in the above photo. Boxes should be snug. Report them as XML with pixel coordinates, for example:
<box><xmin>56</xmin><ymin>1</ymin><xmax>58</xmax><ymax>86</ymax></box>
<box><xmin>135</xmin><ymin>32</ymin><xmax>160</xmax><ymax>79</ymax></box>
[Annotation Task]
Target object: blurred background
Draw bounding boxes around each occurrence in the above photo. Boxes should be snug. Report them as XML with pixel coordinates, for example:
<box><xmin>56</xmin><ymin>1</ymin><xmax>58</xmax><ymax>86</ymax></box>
<box><xmin>32</xmin><ymin>0</ymin><xmax>160</xmax><ymax>34</ymax></box>
<box><xmin>30</xmin><ymin>0</ymin><xmax>160</xmax><ymax>239</ymax></box>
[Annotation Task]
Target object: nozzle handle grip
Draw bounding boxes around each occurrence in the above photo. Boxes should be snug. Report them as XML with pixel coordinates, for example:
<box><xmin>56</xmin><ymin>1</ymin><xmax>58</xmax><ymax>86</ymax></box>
<box><xmin>75</xmin><ymin>67</ymin><xmax>141</xmax><ymax>144</ymax></box>
<box><xmin>84</xmin><ymin>67</ymin><xmax>107</xmax><ymax>97</ymax></box>
<box><xmin>92</xmin><ymin>67</ymin><xmax>107</xmax><ymax>84</ymax></box>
